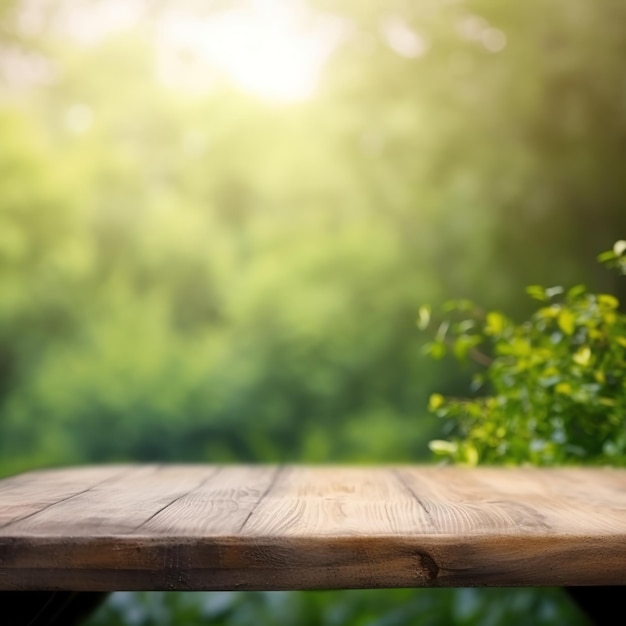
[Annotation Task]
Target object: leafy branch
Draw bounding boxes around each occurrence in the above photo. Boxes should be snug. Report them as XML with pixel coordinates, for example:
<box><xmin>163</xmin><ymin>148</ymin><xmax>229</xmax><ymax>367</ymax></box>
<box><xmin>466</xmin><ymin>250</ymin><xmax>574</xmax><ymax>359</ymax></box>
<box><xmin>419</xmin><ymin>240</ymin><xmax>626</xmax><ymax>466</ymax></box>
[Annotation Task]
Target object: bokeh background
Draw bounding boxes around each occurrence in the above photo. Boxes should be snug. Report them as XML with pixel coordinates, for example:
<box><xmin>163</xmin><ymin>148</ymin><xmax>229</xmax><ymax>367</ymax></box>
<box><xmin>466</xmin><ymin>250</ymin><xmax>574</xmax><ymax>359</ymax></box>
<box><xmin>1</xmin><ymin>0</ymin><xmax>624</xmax><ymax>623</ymax></box>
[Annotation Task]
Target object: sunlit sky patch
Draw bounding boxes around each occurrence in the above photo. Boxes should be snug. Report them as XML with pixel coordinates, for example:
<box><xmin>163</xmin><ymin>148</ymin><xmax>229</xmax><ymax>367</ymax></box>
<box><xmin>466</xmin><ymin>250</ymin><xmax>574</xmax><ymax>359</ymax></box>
<box><xmin>19</xmin><ymin>0</ymin><xmax>346</xmax><ymax>103</ymax></box>
<box><xmin>155</xmin><ymin>1</ymin><xmax>346</xmax><ymax>102</ymax></box>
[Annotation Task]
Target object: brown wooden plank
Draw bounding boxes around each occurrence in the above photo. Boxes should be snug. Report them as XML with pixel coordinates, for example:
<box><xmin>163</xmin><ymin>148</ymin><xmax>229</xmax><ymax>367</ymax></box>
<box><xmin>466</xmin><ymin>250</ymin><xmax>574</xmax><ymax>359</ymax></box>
<box><xmin>2</xmin><ymin>465</ymin><xmax>217</xmax><ymax>536</ymax></box>
<box><xmin>240</xmin><ymin>465</ymin><xmax>435</xmax><ymax>536</ymax></box>
<box><xmin>2</xmin><ymin>465</ymin><xmax>626</xmax><ymax>591</ymax></box>
<box><xmin>135</xmin><ymin>465</ymin><xmax>279</xmax><ymax>535</ymax></box>
<box><xmin>0</xmin><ymin>465</ymin><xmax>133</xmax><ymax>528</ymax></box>
<box><xmin>397</xmin><ymin>466</ymin><xmax>626</xmax><ymax>535</ymax></box>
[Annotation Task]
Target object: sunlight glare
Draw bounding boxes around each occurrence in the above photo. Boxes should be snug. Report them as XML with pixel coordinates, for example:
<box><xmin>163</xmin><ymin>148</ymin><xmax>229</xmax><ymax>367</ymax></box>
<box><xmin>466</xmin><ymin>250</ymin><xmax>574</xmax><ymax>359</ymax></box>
<box><xmin>156</xmin><ymin>0</ymin><xmax>345</xmax><ymax>103</ymax></box>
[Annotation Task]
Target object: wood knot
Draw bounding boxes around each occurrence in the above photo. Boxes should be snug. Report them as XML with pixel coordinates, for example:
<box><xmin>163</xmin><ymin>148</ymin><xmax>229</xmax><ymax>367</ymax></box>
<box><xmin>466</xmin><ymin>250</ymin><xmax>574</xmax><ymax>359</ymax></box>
<box><xmin>417</xmin><ymin>550</ymin><xmax>440</xmax><ymax>581</ymax></box>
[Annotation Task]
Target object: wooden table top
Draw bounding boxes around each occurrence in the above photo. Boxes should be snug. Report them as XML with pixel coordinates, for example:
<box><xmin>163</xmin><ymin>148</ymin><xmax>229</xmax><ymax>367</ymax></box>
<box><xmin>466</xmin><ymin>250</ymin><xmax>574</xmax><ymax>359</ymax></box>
<box><xmin>1</xmin><ymin>464</ymin><xmax>626</xmax><ymax>591</ymax></box>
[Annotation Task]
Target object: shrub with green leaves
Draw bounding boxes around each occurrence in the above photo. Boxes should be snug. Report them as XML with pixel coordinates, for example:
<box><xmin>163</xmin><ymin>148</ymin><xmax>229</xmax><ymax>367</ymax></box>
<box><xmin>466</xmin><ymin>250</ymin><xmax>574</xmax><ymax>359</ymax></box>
<box><xmin>420</xmin><ymin>241</ymin><xmax>626</xmax><ymax>466</ymax></box>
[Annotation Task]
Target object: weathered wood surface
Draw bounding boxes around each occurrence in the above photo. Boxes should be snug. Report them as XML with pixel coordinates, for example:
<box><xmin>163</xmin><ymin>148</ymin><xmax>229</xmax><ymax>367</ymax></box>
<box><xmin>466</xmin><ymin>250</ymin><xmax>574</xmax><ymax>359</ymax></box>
<box><xmin>1</xmin><ymin>465</ymin><xmax>626</xmax><ymax>591</ymax></box>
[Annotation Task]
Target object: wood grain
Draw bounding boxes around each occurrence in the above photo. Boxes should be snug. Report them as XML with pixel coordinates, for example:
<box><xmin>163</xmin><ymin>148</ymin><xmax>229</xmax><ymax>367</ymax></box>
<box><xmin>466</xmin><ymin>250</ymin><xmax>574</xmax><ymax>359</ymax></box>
<box><xmin>1</xmin><ymin>465</ymin><xmax>626</xmax><ymax>591</ymax></box>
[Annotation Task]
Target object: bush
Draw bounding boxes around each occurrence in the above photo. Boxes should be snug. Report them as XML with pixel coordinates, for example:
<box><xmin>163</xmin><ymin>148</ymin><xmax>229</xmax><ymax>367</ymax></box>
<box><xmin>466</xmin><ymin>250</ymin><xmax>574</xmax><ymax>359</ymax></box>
<box><xmin>420</xmin><ymin>240</ymin><xmax>626</xmax><ymax>466</ymax></box>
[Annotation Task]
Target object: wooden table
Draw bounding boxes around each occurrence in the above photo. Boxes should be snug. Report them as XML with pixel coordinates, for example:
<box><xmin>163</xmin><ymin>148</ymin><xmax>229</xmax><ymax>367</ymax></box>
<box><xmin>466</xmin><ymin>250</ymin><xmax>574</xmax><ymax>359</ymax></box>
<box><xmin>1</xmin><ymin>464</ymin><xmax>625</xmax><ymax>624</ymax></box>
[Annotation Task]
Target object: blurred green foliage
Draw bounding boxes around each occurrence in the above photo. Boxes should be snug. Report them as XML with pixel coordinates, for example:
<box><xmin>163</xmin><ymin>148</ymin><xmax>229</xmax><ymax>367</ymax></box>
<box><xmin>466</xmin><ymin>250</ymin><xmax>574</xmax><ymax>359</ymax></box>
<box><xmin>1</xmin><ymin>0</ymin><xmax>621</xmax><ymax>623</ymax></box>
<box><xmin>423</xmin><ymin>241</ymin><xmax>626</xmax><ymax>466</ymax></box>
<box><xmin>87</xmin><ymin>588</ymin><xmax>585</xmax><ymax>626</ymax></box>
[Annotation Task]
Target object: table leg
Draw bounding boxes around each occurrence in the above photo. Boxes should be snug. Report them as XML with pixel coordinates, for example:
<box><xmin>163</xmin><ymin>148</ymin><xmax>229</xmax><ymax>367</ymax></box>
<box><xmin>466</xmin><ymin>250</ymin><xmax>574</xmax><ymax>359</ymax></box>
<box><xmin>0</xmin><ymin>591</ymin><xmax>108</xmax><ymax>626</ymax></box>
<box><xmin>565</xmin><ymin>587</ymin><xmax>622</xmax><ymax>626</ymax></box>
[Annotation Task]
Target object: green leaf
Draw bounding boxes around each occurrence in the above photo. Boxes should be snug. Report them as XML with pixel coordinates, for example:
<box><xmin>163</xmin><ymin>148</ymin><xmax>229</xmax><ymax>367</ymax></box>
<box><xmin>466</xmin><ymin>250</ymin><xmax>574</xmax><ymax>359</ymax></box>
<box><xmin>545</xmin><ymin>286</ymin><xmax>565</xmax><ymax>299</ymax></box>
<box><xmin>598</xmin><ymin>294</ymin><xmax>619</xmax><ymax>310</ymax></box>
<box><xmin>485</xmin><ymin>311</ymin><xmax>506</xmax><ymax>335</ymax></box>
<box><xmin>460</xmin><ymin>442</ymin><xmax>479</xmax><ymax>466</ymax></box>
<box><xmin>429</xmin><ymin>439</ymin><xmax>457</xmax><ymax>455</ymax></box>
<box><xmin>417</xmin><ymin>305</ymin><xmax>431</xmax><ymax>330</ymax></box>
<box><xmin>428</xmin><ymin>393</ymin><xmax>445</xmax><ymax>411</ymax></box>
<box><xmin>435</xmin><ymin>320</ymin><xmax>449</xmax><ymax>343</ymax></box>
<box><xmin>423</xmin><ymin>342</ymin><xmax>447</xmax><ymax>359</ymax></box>
<box><xmin>526</xmin><ymin>285</ymin><xmax>546</xmax><ymax>301</ymax></box>
<box><xmin>597</xmin><ymin>250</ymin><xmax>617</xmax><ymax>263</ymax></box>
<box><xmin>614</xmin><ymin>240</ymin><xmax>626</xmax><ymax>256</ymax></box>
<box><xmin>566</xmin><ymin>284</ymin><xmax>586</xmax><ymax>299</ymax></box>
<box><xmin>498</xmin><ymin>337</ymin><xmax>531</xmax><ymax>357</ymax></box>
<box><xmin>557</xmin><ymin>309</ymin><xmax>575</xmax><ymax>335</ymax></box>
<box><xmin>454</xmin><ymin>320</ymin><xmax>475</xmax><ymax>334</ymax></box>
<box><xmin>452</xmin><ymin>334</ymin><xmax>482</xmax><ymax>360</ymax></box>
<box><xmin>537</xmin><ymin>305</ymin><xmax>559</xmax><ymax>319</ymax></box>
<box><xmin>573</xmin><ymin>346</ymin><xmax>592</xmax><ymax>366</ymax></box>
